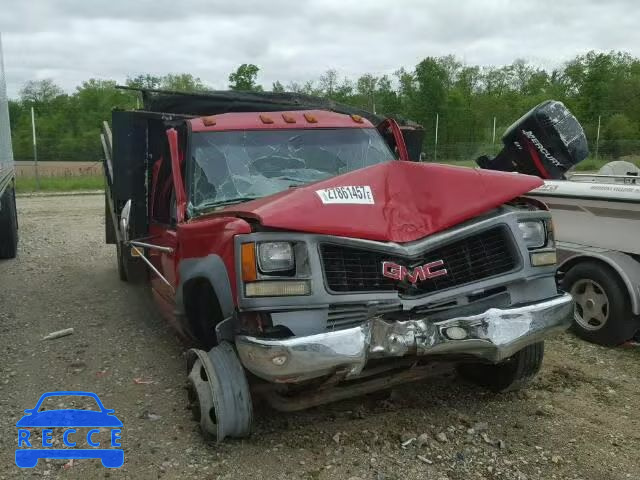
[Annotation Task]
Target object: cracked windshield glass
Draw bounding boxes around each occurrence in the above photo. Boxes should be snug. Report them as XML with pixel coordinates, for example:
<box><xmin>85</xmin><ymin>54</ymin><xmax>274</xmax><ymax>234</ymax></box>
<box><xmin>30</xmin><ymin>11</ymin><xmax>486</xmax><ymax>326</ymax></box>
<box><xmin>190</xmin><ymin>127</ymin><xmax>394</xmax><ymax>211</ymax></box>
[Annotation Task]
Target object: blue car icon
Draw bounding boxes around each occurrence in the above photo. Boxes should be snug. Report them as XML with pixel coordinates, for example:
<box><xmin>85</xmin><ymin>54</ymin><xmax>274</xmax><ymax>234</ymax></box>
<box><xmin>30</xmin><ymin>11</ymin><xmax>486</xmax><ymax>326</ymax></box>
<box><xmin>16</xmin><ymin>391</ymin><xmax>123</xmax><ymax>468</ymax></box>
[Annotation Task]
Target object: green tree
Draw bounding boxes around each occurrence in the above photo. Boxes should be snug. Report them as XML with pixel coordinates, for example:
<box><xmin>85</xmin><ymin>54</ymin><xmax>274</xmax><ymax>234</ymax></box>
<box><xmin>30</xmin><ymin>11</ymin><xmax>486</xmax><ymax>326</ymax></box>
<box><xmin>20</xmin><ymin>79</ymin><xmax>64</xmax><ymax>104</ymax></box>
<box><xmin>272</xmin><ymin>80</ymin><xmax>285</xmax><ymax>93</ymax></box>
<box><xmin>126</xmin><ymin>74</ymin><xmax>162</xmax><ymax>90</ymax></box>
<box><xmin>160</xmin><ymin>73</ymin><xmax>207</xmax><ymax>92</ymax></box>
<box><xmin>602</xmin><ymin>113</ymin><xmax>639</xmax><ymax>158</ymax></box>
<box><xmin>228</xmin><ymin>64</ymin><xmax>262</xmax><ymax>91</ymax></box>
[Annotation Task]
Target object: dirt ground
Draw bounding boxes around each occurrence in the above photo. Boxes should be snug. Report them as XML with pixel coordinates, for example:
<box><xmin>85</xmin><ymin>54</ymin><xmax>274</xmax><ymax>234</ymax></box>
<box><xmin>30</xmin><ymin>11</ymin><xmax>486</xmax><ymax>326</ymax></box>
<box><xmin>0</xmin><ymin>194</ymin><xmax>638</xmax><ymax>480</ymax></box>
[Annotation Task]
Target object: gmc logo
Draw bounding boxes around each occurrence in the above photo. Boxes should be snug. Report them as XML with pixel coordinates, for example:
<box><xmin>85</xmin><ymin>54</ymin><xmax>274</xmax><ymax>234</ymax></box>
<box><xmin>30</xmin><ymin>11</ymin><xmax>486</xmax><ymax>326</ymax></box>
<box><xmin>382</xmin><ymin>260</ymin><xmax>447</xmax><ymax>284</ymax></box>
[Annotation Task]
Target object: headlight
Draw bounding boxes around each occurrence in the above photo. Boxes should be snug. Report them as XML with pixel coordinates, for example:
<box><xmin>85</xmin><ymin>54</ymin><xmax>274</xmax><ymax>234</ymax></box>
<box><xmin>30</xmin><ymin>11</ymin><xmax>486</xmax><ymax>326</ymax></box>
<box><xmin>518</xmin><ymin>221</ymin><xmax>546</xmax><ymax>249</ymax></box>
<box><xmin>257</xmin><ymin>242</ymin><xmax>294</xmax><ymax>272</ymax></box>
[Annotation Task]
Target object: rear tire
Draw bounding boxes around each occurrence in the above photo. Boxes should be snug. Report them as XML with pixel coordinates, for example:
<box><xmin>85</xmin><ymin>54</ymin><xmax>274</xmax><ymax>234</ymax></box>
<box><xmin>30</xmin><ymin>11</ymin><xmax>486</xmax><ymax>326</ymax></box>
<box><xmin>457</xmin><ymin>342</ymin><xmax>544</xmax><ymax>393</ymax></box>
<box><xmin>563</xmin><ymin>261</ymin><xmax>638</xmax><ymax>346</ymax></box>
<box><xmin>0</xmin><ymin>184</ymin><xmax>18</xmax><ymax>259</ymax></box>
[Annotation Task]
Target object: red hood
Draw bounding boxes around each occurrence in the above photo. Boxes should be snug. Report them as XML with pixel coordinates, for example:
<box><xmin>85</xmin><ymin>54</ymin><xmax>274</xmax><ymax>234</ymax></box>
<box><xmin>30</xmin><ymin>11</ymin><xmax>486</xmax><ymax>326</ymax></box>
<box><xmin>218</xmin><ymin>162</ymin><xmax>543</xmax><ymax>243</ymax></box>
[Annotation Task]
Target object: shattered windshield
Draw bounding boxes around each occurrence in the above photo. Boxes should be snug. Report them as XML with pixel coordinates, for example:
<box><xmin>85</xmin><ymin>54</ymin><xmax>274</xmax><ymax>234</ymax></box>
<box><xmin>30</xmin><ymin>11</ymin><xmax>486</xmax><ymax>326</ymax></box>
<box><xmin>189</xmin><ymin>128</ymin><xmax>394</xmax><ymax>213</ymax></box>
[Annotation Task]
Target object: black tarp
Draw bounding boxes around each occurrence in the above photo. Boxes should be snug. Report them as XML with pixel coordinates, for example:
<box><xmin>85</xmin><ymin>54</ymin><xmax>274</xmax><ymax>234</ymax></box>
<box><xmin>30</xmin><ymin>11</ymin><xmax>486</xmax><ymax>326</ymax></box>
<box><xmin>126</xmin><ymin>87</ymin><xmax>388</xmax><ymax>126</ymax></box>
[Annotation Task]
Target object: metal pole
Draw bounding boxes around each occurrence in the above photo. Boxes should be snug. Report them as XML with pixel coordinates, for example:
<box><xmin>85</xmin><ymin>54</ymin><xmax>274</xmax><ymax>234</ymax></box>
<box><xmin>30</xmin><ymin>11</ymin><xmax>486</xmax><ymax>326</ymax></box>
<box><xmin>31</xmin><ymin>106</ymin><xmax>39</xmax><ymax>191</ymax></box>
<box><xmin>492</xmin><ymin>116</ymin><xmax>497</xmax><ymax>153</ymax></box>
<box><xmin>595</xmin><ymin>115</ymin><xmax>601</xmax><ymax>161</ymax></box>
<box><xmin>434</xmin><ymin>113</ymin><xmax>439</xmax><ymax>162</ymax></box>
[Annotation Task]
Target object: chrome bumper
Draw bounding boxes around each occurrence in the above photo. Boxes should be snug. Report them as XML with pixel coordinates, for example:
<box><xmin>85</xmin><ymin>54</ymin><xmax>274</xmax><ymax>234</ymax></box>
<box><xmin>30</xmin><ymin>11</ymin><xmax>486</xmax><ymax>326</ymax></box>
<box><xmin>236</xmin><ymin>294</ymin><xmax>573</xmax><ymax>383</ymax></box>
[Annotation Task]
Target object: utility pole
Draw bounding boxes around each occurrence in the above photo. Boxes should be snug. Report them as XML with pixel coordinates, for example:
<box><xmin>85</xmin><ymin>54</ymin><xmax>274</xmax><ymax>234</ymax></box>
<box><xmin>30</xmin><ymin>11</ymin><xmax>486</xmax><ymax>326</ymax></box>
<box><xmin>31</xmin><ymin>106</ymin><xmax>39</xmax><ymax>191</ymax></box>
<box><xmin>434</xmin><ymin>113</ymin><xmax>439</xmax><ymax>162</ymax></box>
<box><xmin>492</xmin><ymin>116</ymin><xmax>497</xmax><ymax>153</ymax></box>
<box><xmin>595</xmin><ymin>115</ymin><xmax>601</xmax><ymax>162</ymax></box>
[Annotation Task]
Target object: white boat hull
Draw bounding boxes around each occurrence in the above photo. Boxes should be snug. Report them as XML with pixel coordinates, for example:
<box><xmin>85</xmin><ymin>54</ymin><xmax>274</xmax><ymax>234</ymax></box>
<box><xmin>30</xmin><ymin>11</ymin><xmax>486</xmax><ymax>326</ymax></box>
<box><xmin>529</xmin><ymin>179</ymin><xmax>640</xmax><ymax>256</ymax></box>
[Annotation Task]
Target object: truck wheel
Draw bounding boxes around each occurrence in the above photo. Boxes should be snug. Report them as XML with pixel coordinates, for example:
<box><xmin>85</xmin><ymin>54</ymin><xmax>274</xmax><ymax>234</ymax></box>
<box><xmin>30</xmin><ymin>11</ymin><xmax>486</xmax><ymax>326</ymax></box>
<box><xmin>563</xmin><ymin>261</ymin><xmax>638</xmax><ymax>346</ymax></box>
<box><xmin>0</xmin><ymin>185</ymin><xmax>18</xmax><ymax>259</ymax></box>
<box><xmin>457</xmin><ymin>342</ymin><xmax>544</xmax><ymax>393</ymax></box>
<box><xmin>186</xmin><ymin>343</ymin><xmax>252</xmax><ymax>442</ymax></box>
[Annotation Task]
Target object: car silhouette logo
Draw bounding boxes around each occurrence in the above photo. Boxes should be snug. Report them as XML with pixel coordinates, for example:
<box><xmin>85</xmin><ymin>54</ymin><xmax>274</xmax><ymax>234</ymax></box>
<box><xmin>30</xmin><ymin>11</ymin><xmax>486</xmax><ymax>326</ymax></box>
<box><xmin>15</xmin><ymin>391</ymin><xmax>124</xmax><ymax>468</ymax></box>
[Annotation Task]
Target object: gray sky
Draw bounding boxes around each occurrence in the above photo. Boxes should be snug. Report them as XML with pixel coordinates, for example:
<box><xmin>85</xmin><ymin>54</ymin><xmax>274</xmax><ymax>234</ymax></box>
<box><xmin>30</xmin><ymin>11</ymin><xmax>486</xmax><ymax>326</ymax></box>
<box><xmin>1</xmin><ymin>0</ymin><xmax>638</xmax><ymax>98</ymax></box>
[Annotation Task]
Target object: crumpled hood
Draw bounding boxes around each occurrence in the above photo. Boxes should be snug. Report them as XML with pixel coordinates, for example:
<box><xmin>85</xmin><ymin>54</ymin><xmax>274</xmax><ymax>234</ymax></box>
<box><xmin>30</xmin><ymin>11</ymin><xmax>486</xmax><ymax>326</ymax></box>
<box><xmin>220</xmin><ymin>161</ymin><xmax>543</xmax><ymax>243</ymax></box>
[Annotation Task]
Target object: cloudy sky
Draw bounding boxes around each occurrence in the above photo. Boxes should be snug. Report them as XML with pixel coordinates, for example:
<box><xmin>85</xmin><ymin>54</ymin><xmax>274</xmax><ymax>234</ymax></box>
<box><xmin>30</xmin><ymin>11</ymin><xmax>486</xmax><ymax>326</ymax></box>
<box><xmin>1</xmin><ymin>0</ymin><xmax>639</xmax><ymax>97</ymax></box>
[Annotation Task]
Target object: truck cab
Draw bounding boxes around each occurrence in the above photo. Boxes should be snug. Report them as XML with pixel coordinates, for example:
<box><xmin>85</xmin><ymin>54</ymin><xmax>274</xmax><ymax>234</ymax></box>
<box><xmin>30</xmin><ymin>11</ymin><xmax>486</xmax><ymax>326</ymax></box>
<box><xmin>103</xmin><ymin>90</ymin><xmax>572</xmax><ymax>442</ymax></box>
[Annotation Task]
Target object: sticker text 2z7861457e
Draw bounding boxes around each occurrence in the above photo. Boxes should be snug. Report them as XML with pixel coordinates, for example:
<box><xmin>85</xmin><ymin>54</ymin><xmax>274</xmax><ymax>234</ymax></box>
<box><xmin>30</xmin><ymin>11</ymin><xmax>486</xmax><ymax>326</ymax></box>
<box><xmin>315</xmin><ymin>186</ymin><xmax>374</xmax><ymax>205</ymax></box>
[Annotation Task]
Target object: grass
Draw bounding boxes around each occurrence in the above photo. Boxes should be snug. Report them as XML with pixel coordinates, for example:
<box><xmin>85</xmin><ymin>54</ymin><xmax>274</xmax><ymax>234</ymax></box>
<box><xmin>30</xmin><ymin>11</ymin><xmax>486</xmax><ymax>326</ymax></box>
<box><xmin>15</xmin><ymin>175</ymin><xmax>104</xmax><ymax>193</ymax></box>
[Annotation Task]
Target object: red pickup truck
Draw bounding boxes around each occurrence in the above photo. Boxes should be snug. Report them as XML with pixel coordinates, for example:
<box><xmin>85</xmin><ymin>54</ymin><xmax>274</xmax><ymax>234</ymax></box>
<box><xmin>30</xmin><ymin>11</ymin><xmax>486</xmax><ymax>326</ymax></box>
<box><xmin>102</xmin><ymin>90</ymin><xmax>573</xmax><ymax>442</ymax></box>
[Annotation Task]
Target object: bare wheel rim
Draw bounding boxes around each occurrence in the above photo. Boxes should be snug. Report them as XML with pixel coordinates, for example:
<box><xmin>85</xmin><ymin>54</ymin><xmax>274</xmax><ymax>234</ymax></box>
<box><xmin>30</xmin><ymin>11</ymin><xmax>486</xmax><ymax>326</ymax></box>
<box><xmin>570</xmin><ymin>279</ymin><xmax>609</xmax><ymax>331</ymax></box>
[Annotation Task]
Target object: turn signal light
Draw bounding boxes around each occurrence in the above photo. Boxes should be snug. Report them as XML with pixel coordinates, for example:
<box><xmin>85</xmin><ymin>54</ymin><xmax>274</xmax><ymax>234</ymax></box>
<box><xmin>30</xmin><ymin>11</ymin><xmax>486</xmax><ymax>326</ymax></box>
<box><xmin>241</xmin><ymin>243</ymin><xmax>257</xmax><ymax>282</ymax></box>
<box><xmin>202</xmin><ymin>116</ymin><xmax>217</xmax><ymax>126</ymax></box>
<box><xmin>259</xmin><ymin>114</ymin><xmax>274</xmax><ymax>124</ymax></box>
<box><xmin>282</xmin><ymin>113</ymin><xmax>296</xmax><ymax>123</ymax></box>
<box><xmin>303</xmin><ymin>113</ymin><xmax>318</xmax><ymax>123</ymax></box>
<box><xmin>245</xmin><ymin>280</ymin><xmax>311</xmax><ymax>297</ymax></box>
<box><xmin>351</xmin><ymin>114</ymin><xmax>364</xmax><ymax>123</ymax></box>
<box><xmin>530</xmin><ymin>251</ymin><xmax>557</xmax><ymax>267</ymax></box>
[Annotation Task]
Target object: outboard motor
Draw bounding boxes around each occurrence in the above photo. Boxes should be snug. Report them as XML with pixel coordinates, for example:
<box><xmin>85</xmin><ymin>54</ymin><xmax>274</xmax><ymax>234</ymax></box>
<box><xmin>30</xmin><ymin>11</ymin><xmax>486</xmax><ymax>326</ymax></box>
<box><xmin>476</xmin><ymin>100</ymin><xmax>589</xmax><ymax>179</ymax></box>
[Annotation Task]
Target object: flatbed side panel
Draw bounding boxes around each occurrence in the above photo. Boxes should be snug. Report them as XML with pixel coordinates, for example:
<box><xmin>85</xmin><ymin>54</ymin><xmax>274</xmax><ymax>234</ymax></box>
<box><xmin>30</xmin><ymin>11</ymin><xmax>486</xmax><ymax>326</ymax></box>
<box><xmin>110</xmin><ymin>110</ymin><xmax>150</xmax><ymax>240</ymax></box>
<box><xmin>0</xmin><ymin>33</ymin><xmax>14</xmax><ymax>196</ymax></box>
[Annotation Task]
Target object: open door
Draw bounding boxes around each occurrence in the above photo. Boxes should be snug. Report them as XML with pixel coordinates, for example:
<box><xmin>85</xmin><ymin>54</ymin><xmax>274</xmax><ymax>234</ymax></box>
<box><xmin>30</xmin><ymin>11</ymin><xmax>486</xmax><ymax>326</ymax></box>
<box><xmin>376</xmin><ymin>118</ymin><xmax>424</xmax><ymax>162</ymax></box>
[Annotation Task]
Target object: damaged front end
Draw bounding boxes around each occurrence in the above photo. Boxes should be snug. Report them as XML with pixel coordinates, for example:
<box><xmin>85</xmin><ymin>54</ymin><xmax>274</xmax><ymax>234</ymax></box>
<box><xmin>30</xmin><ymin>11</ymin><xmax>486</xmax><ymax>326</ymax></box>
<box><xmin>229</xmin><ymin>180</ymin><xmax>573</xmax><ymax>408</ymax></box>
<box><xmin>236</xmin><ymin>294</ymin><xmax>572</xmax><ymax>384</ymax></box>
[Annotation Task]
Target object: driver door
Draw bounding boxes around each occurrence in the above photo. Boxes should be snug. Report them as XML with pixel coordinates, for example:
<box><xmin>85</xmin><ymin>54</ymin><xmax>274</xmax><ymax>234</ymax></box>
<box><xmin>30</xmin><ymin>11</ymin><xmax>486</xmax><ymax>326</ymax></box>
<box><xmin>147</xmin><ymin>129</ymin><xmax>185</xmax><ymax>321</ymax></box>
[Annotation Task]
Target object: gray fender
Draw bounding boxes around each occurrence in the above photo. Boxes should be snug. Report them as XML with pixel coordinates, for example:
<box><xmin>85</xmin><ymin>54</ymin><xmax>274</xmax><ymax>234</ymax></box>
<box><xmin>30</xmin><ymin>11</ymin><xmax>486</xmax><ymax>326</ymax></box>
<box><xmin>557</xmin><ymin>245</ymin><xmax>640</xmax><ymax>316</ymax></box>
<box><xmin>176</xmin><ymin>254</ymin><xmax>235</xmax><ymax>323</ymax></box>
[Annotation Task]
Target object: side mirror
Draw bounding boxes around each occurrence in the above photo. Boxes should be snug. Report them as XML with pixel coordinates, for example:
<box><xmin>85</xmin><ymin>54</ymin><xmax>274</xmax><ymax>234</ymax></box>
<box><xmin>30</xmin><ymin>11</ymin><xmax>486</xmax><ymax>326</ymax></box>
<box><xmin>120</xmin><ymin>199</ymin><xmax>132</xmax><ymax>244</ymax></box>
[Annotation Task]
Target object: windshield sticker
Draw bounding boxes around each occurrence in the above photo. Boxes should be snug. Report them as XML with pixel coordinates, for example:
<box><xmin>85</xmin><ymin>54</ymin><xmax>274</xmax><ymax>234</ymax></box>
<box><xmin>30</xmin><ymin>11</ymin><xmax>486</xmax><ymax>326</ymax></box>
<box><xmin>316</xmin><ymin>186</ymin><xmax>374</xmax><ymax>204</ymax></box>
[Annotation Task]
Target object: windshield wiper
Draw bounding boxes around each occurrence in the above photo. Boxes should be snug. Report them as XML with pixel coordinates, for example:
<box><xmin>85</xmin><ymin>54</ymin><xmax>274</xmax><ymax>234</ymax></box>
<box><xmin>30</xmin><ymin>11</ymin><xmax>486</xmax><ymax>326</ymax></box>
<box><xmin>194</xmin><ymin>197</ymin><xmax>260</xmax><ymax>212</ymax></box>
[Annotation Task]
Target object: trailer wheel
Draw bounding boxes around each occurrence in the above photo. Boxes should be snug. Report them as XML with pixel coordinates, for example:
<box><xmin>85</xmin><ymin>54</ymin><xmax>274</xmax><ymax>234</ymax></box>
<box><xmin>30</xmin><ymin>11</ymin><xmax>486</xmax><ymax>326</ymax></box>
<box><xmin>186</xmin><ymin>342</ymin><xmax>252</xmax><ymax>442</ymax></box>
<box><xmin>0</xmin><ymin>184</ymin><xmax>18</xmax><ymax>259</ymax></box>
<box><xmin>563</xmin><ymin>261</ymin><xmax>638</xmax><ymax>346</ymax></box>
<box><xmin>457</xmin><ymin>342</ymin><xmax>544</xmax><ymax>393</ymax></box>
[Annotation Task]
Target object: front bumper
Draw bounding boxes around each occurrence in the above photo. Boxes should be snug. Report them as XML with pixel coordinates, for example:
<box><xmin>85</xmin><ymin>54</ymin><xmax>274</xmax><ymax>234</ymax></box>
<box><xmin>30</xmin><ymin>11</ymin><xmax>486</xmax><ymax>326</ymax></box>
<box><xmin>236</xmin><ymin>293</ymin><xmax>573</xmax><ymax>383</ymax></box>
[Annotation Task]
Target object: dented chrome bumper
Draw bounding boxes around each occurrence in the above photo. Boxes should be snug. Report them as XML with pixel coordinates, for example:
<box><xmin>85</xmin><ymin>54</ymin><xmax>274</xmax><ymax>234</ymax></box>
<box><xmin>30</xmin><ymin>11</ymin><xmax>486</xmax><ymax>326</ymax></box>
<box><xmin>235</xmin><ymin>294</ymin><xmax>573</xmax><ymax>383</ymax></box>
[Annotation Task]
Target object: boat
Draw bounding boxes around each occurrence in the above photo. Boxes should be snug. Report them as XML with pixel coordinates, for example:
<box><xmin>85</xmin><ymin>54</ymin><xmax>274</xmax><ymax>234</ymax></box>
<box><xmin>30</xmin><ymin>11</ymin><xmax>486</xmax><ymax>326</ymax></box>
<box><xmin>474</xmin><ymin>99</ymin><xmax>640</xmax><ymax>346</ymax></box>
<box><xmin>529</xmin><ymin>169</ymin><xmax>640</xmax><ymax>256</ymax></box>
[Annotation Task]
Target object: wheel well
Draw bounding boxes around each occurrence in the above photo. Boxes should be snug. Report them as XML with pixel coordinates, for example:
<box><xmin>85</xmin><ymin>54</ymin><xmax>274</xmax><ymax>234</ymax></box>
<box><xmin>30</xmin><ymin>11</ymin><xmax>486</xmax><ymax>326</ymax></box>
<box><xmin>183</xmin><ymin>277</ymin><xmax>224</xmax><ymax>345</ymax></box>
<box><xmin>560</xmin><ymin>255</ymin><xmax>632</xmax><ymax>304</ymax></box>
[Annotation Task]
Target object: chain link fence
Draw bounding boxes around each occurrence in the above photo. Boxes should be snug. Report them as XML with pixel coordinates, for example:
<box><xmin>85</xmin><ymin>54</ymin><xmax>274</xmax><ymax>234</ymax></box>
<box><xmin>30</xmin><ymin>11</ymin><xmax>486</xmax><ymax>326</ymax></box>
<box><xmin>419</xmin><ymin>113</ymin><xmax>640</xmax><ymax>171</ymax></box>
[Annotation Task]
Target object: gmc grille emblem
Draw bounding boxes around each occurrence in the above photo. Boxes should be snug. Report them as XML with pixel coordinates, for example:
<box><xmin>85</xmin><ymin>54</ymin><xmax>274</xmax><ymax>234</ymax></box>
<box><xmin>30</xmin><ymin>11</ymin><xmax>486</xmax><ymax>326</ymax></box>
<box><xmin>381</xmin><ymin>260</ymin><xmax>447</xmax><ymax>284</ymax></box>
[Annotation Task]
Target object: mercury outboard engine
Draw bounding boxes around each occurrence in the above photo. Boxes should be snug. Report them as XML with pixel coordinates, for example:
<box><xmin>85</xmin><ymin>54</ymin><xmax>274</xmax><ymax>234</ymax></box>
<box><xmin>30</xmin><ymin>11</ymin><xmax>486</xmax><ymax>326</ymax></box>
<box><xmin>476</xmin><ymin>100</ymin><xmax>589</xmax><ymax>179</ymax></box>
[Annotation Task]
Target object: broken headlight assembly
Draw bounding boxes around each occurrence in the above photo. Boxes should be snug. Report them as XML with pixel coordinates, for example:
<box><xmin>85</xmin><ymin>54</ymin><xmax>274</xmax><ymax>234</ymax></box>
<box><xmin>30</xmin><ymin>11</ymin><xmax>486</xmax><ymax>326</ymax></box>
<box><xmin>517</xmin><ymin>219</ymin><xmax>557</xmax><ymax>266</ymax></box>
<box><xmin>517</xmin><ymin>220</ymin><xmax>546</xmax><ymax>249</ymax></box>
<box><xmin>257</xmin><ymin>242</ymin><xmax>295</xmax><ymax>273</ymax></box>
<box><xmin>241</xmin><ymin>242</ymin><xmax>311</xmax><ymax>297</ymax></box>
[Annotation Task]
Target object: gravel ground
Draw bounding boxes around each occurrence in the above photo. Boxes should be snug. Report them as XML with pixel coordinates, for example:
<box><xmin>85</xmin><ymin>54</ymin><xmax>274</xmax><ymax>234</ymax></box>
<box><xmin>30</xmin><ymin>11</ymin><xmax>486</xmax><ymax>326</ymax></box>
<box><xmin>0</xmin><ymin>194</ymin><xmax>639</xmax><ymax>480</ymax></box>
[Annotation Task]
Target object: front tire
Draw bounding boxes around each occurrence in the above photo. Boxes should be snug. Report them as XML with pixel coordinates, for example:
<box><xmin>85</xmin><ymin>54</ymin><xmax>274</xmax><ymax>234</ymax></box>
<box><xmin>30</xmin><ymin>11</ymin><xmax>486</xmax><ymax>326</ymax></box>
<box><xmin>186</xmin><ymin>343</ymin><xmax>253</xmax><ymax>442</ymax></box>
<box><xmin>563</xmin><ymin>261</ymin><xmax>638</xmax><ymax>346</ymax></box>
<box><xmin>457</xmin><ymin>342</ymin><xmax>544</xmax><ymax>393</ymax></box>
<box><xmin>0</xmin><ymin>184</ymin><xmax>18</xmax><ymax>259</ymax></box>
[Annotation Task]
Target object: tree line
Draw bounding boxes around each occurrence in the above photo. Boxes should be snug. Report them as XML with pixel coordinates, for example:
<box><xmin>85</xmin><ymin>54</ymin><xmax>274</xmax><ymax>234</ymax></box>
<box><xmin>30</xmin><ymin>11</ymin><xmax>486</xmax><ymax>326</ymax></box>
<box><xmin>8</xmin><ymin>51</ymin><xmax>640</xmax><ymax>163</ymax></box>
